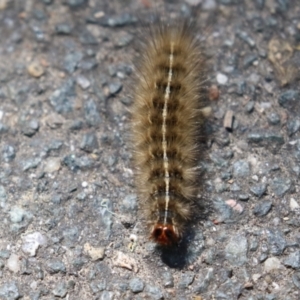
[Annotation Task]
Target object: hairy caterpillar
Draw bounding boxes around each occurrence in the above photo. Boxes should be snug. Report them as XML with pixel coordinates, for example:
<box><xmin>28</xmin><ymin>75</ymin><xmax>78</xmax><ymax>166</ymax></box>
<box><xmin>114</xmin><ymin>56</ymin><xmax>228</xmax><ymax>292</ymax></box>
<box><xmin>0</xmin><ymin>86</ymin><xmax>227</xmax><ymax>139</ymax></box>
<box><xmin>131</xmin><ymin>21</ymin><xmax>207</xmax><ymax>246</ymax></box>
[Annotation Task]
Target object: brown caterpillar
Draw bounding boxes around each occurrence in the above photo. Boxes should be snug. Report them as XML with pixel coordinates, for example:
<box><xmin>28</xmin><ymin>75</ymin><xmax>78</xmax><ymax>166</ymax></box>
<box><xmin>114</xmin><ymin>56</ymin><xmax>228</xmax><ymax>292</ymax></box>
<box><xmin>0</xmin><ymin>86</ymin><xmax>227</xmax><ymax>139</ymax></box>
<box><xmin>131</xmin><ymin>21</ymin><xmax>207</xmax><ymax>246</ymax></box>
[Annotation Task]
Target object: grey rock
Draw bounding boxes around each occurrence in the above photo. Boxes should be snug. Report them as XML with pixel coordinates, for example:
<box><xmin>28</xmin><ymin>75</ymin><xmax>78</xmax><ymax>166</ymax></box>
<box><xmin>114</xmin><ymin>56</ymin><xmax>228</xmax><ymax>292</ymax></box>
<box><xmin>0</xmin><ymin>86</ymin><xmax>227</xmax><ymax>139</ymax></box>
<box><xmin>63</xmin><ymin>154</ymin><xmax>94</xmax><ymax>171</ymax></box>
<box><xmin>213</xmin><ymin>197</ymin><xmax>234</xmax><ymax>223</ymax></box>
<box><xmin>0</xmin><ymin>122</ymin><xmax>8</xmax><ymax>134</ymax></box>
<box><xmin>283</xmin><ymin>250</ymin><xmax>300</xmax><ymax>269</ymax></box>
<box><xmin>238</xmin><ymin>194</ymin><xmax>249</xmax><ymax>201</ymax></box>
<box><xmin>22</xmin><ymin>157</ymin><xmax>42</xmax><ymax>171</ymax></box>
<box><xmin>225</xmin><ymin>234</ymin><xmax>248</xmax><ymax>266</ymax></box>
<box><xmin>287</xmin><ymin>118</ymin><xmax>300</xmax><ymax>136</ymax></box>
<box><xmin>253</xmin><ymin>200</ymin><xmax>272</xmax><ymax>217</ymax></box>
<box><xmin>145</xmin><ymin>284</ymin><xmax>164</xmax><ymax>300</ymax></box>
<box><xmin>52</xmin><ymin>281</ymin><xmax>67</xmax><ymax>298</ymax></box>
<box><xmin>0</xmin><ymin>186</ymin><xmax>7</xmax><ymax>204</ymax></box>
<box><xmin>79</xmin><ymin>30</ymin><xmax>98</xmax><ymax>45</ymax></box>
<box><xmin>161</xmin><ymin>271</ymin><xmax>174</xmax><ymax>288</ymax></box>
<box><xmin>63</xmin><ymin>52</ymin><xmax>83</xmax><ymax>74</ymax></box>
<box><xmin>9</xmin><ymin>206</ymin><xmax>31</xmax><ymax>223</ymax></box>
<box><xmin>247</xmin><ymin>131</ymin><xmax>284</xmax><ymax>145</ymax></box>
<box><xmin>209</xmin><ymin>152</ymin><xmax>228</xmax><ymax>168</ymax></box>
<box><xmin>245</xmin><ymin>101</ymin><xmax>254</xmax><ymax>113</ymax></box>
<box><xmin>233</xmin><ymin>160</ymin><xmax>250</xmax><ymax>178</ymax></box>
<box><xmin>249</xmin><ymin>238</ymin><xmax>259</xmax><ymax>251</ymax></box>
<box><xmin>243</xmin><ymin>54</ymin><xmax>257</xmax><ymax>68</ymax></box>
<box><xmin>129</xmin><ymin>277</ymin><xmax>144</xmax><ymax>293</ymax></box>
<box><xmin>267</xmin><ymin>229</ymin><xmax>287</xmax><ymax>256</ymax></box>
<box><xmin>76</xmin><ymin>192</ymin><xmax>87</xmax><ymax>201</ymax></box>
<box><xmin>230</xmin><ymin>182</ymin><xmax>241</xmax><ymax>192</ymax></box>
<box><xmin>55</xmin><ymin>23</ymin><xmax>73</xmax><ymax>35</ymax></box>
<box><xmin>250</xmin><ymin>183</ymin><xmax>267</xmax><ymax>198</ymax></box>
<box><xmin>269</xmin><ymin>176</ymin><xmax>292</xmax><ymax>197</ymax></box>
<box><xmin>178</xmin><ymin>271</ymin><xmax>194</xmax><ymax>289</ymax></box>
<box><xmin>193</xmin><ymin>268</ymin><xmax>214</xmax><ymax>293</ymax></box>
<box><xmin>79</xmin><ymin>58</ymin><xmax>98</xmax><ymax>70</ymax></box>
<box><xmin>115</xmin><ymin>33</ymin><xmax>133</xmax><ymax>48</ymax></box>
<box><xmin>90</xmin><ymin>280</ymin><xmax>106</xmax><ymax>294</ymax></box>
<box><xmin>67</xmin><ymin>0</ymin><xmax>87</xmax><ymax>7</ymax></box>
<box><xmin>278</xmin><ymin>90</ymin><xmax>299</xmax><ymax>109</ymax></box>
<box><xmin>252</xmin><ymin>16</ymin><xmax>264</xmax><ymax>32</ymax></box>
<box><xmin>84</xmin><ymin>99</ymin><xmax>101</xmax><ymax>127</ymax></box>
<box><xmin>0</xmin><ymin>249</ymin><xmax>10</xmax><ymax>259</ymax></box>
<box><xmin>108</xmin><ymin>81</ymin><xmax>123</xmax><ymax>95</ymax></box>
<box><xmin>49</xmin><ymin>79</ymin><xmax>76</xmax><ymax>114</ymax></box>
<box><xmin>2</xmin><ymin>145</ymin><xmax>16</xmax><ymax>162</ymax></box>
<box><xmin>21</xmin><ymin>119</ymin><xmax>39</xmax><ymax>137</ymax></box>
<box><xmin>63</xmin><ymin>226</ymin><xmax>79</xmax><ymax>243</ymax></box>
<box><xmin>76</xmin><ymin>75</ymin><xmax>90</xmax><ymax>90</ymax></box>
<box><xmin>120</xmin><ymin>194</ymin><xmax>138</xmax><ymax>214</ymax></box>
<box><xmin>0</xmin><ymin>281</ymin><xmax>20</xmax><ymax>300</ymax></box>
<box><xmin>80</xmin><ymin>132</ymin><xmax>98</xmax><ymax>153</ymax></box>
<box><xmin>46</xmin><ymin>259</ymin><xmax>66</xmax><ymax>274</ymax></box>
<box><xmin>236</xmin><ymin>30</ymin><xmax>256</xmax><ymax>48</ymax></box>
<box><xmin>69</xmin><ymin>119</ymin><xmax>84</xmax><ymax>131</ymax></box>
<box><xmin>98</xmin><ymin>13</ymin><xmax>137</xmax><ymax>27</ymax></box>
<box><xmin>292</xmin><ymin>272</ymin><xmax>300</xmax><ymax>289</ymax></box>
<box><xmin>267</xmin><ymin>112</ymin><xmax>280</xmax><ymax>125</ymax></box>
<box><xmin>42</xmin><ymin>0</ymin><xmax>53</xmax><ymax>4</ymax></box>
<box><xmin>100</xmin><ymin>291</ymin><xmax>114</xmax><ymax>300</ymax></box>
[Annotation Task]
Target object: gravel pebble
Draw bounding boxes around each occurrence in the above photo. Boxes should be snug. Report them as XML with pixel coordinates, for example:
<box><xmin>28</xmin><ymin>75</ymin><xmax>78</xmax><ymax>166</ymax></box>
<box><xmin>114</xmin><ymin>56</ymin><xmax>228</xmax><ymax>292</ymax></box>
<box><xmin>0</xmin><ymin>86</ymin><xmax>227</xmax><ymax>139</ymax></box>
<box><xmin>250</xmin><ymin>183</ymin><xmax>267</xmax><ymax>198</ymax></box>
<box><xmin>7</xmin><ymin>253</ymin><xmax>21</xmax><ymax>273</ymax></box>
<box><xmin>49</xmin><ymin>79</ymin><xmax>76</xmax><ymax>114</ymax></box>
<box><xmin>267</xmin><ymin>229</ymin><xmax>287</xmax><ymax>256</ymax></box>
<box><xmin>225</xmin><ymin>234</ymin><xmax>248</xmax><ymax>266</ymax></box>
<box><xmin>145</xmin><ymin>284</ymin><xmax>164</xmax><ymax>300</ymax></box>
<box><xmin>0</xmin><ymin>281</ymin><xmax>20</xmax><ymax>300</ymax></box>
<box><xmin>216</xmin><ymin>73</ymin><xmax>228</xmax><ymax>85</ymax></box>
<box><xmin>267</xmin><ymin>112</ymin><xmax>281</xmax><ymax>125</ymax></box>
<box><xmin>233</xmin><ymin>160</ymin><xmax>250</xmax><ymax>178</ymax></box>
<box><xmin>98</xmin><ymin>13</ymin><xmax>136</xmax><ymax>27</ymax></box>
<box><xmin>46</xmin><ymin>259</ymin><xmax>66</xmax><ymax>274</ymax></box>
<box><xmin>161</xmin><ymin>271</ymin><xmax>174</xmax><ymax>288</ymax></box>
<box><xmin>269</xmin><ymin>176</ymin><xmax>292</xmax><ymax>197</ymax></box>
<box><xmin>76</xmin><ymin>75</ymin><xmax>90</xmax><ymax>89</ymax></box>
<box><xmin>52</xmin><ymin>281</ymin><xmax>68</xmax><ymax>298</ymax></box>
<box><xmin>84</xmin><ymin>99</ymin><xmax>101</xmax><ymax>126</ymax></box>
<box><xmin>278</xmin><ymin>90</ymin><xmax>299</xmax><ymax>109</ymax></box>
<box><xmin>80</xmin><ymin>132</ymin><xmax>99</xmax><ymax>153</ymax></box>
<box><xmin>193</xmin><ymin>268</ymin><xmax>214</xmax><ymax>293</ymax></box>
<box><xmin>44</xmin><ymin>157</ymin><xmax>61</xmax><ymax>173</ymax></box>
<box><xmin>21</xmin><ymin>119</ymin><xmax>39</xmax><ymax>137</ymax></box>
<box><xmin>2</xmin><ymin>145</ymin><xmax>16</xmax><ymax>162</ymax></box>
<box><xmin>21</xmin><ymin>232</ymin><xmax>47</xmax><ymax>257</ymax></box>
<box><xmin>129</xmin><ymin>277</ymin><xmax>144</xmax><ymax>293</ymax></box>
<box><xmin>264</xmin><ymin>257</ymin><xmax>282</xmax><ymax>272</ymax></box>
<box><xmin>253</xmin><ymin>200</ymin><xmax>272</xmax><ymax>217</ymax></box>
<box><xmin>287</xmin><ymin>118</ymin><xmax>300</xmax><ymax>136</ymax></box>
<box><xmin>27</xmin><ymin>61</ymin><xmax>44</xmax><ymax>78</ymax></box>
<box><xmin>63</xmin><ymin>52</ymin><xmax>83</xmax><ymax>74</ymax></box>
<box><xmin>178</xmin><ymin>272</ymin><xmax>194</xmax><ymax>289</ymax></box>
<box><xmin>283</xmin><ymin>250</ymin><xmax>300</xmax><ymax>269</ymax></box>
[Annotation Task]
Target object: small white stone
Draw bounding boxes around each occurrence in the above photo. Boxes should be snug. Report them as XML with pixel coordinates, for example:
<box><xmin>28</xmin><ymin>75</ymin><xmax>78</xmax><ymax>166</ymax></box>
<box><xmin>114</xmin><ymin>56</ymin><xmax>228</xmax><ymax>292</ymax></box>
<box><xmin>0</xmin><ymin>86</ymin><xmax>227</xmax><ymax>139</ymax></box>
<box><xmin>82</xmin><ymin>181</ymin><xmax>88</xmax><ymax>188</ymax></box>
<box><xmin>290</xmin><ymin>198</ymin><xmax>300</xmax><ymax>211</ymax></box>
<box><xmin>43</xmin><ymin>158</ymin><xmax>61</xmax><ymax>173</ymax></box>
<box><xmin>84</xmin><ymin>243</ymin><xmax>105</xmax><ymax>261</ymax></box>
<box><xmin>7</xmin><ymin>253</ymin><xmax>20</xmax><ymax>273</ymax></box>
<box><xmin>252</xmin><ymin>175</ymin><xmax>259</xmax><ymax>182</ymax></box>
<box><xmin>264</xmin><ymin>257</ymin><xmax>282</xmax><ymax>273</ymax></box>
<box><xmin>216</xmin><ymin>73</ymin><xmax>228</xmax><ymax>85</ymax></box>
<box><xmin>22</xmin><ymin>232</ymin><xmax>47</xmax><ymax>257</ymax></box>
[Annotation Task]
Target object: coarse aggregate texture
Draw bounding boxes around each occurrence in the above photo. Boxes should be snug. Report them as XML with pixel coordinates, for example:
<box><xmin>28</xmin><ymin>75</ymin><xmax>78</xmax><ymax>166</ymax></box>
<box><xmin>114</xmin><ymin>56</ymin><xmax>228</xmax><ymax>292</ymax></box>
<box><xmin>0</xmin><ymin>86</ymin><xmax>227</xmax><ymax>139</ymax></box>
<box><xmin>0</xmin><ymin>0</ymin><xmax>300</xmax><ymax>299</ymax></box>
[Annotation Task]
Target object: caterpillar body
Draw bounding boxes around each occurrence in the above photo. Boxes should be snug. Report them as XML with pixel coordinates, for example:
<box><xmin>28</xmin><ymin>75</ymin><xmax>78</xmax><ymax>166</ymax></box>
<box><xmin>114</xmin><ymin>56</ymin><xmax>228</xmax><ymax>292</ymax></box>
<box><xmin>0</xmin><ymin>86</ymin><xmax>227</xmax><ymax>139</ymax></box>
<box><xmin>131</xmin><ymin>21</ymin><xmax>207</xmax><ymax>246</ymax></box>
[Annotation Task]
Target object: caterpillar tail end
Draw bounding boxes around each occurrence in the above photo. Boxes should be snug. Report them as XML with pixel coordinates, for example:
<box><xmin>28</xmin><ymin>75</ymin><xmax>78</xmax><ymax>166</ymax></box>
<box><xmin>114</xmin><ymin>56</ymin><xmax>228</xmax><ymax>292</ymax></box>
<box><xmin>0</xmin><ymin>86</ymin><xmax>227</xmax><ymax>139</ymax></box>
<box><xmin>151</xmin><ymin>224</ymin><xmax>179</xmax><ymax>246</ymax></box>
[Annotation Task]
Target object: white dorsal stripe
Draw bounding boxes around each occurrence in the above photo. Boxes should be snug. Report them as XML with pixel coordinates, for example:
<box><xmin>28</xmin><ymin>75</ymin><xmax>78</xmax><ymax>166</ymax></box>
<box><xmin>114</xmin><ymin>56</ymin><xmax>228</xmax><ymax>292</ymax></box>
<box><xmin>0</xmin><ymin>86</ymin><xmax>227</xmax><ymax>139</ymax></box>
<box><xmin>162</xmin><ymin>41</ymin><xmax>174</xmax><ymax>224</ymax></box>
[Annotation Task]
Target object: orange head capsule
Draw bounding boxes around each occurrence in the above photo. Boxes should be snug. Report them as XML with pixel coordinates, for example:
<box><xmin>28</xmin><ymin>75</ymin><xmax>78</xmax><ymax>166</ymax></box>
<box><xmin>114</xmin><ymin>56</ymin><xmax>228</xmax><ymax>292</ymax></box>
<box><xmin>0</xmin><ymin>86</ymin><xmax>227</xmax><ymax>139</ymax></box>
<box><xmin>151</xmin><ymin>223</ymin><xmax>179</xmax><ymax>246</ymax></box>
